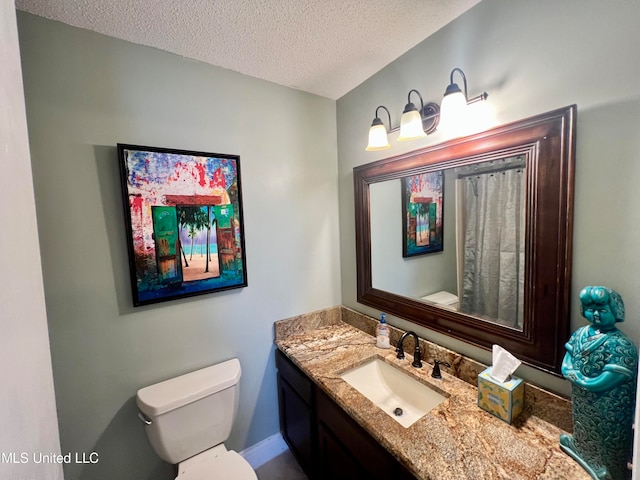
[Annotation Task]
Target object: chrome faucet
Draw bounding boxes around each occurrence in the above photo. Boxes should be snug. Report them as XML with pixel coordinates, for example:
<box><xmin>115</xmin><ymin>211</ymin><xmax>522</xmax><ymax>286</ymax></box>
<box><xmin>396</xmin><ymin>331</ymin><xmax>422</xmax><ymax>368</ymax></box>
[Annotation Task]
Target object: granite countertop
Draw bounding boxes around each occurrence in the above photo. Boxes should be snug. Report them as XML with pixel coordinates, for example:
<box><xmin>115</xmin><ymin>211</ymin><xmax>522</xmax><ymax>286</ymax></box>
<box><xmin>275</xmin><ymin>319</ymin><xmax>589</xmax><ymax>480</ymax></box>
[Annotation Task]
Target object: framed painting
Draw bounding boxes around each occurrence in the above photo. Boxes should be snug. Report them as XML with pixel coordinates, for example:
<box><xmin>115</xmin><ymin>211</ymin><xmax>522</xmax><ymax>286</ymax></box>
<box><xmin>118</xmin><ymin>144</ymin><xmax>247</xmax><ymax>306</ymax></box>
<box><xmin>401</xmin><ymin>171</ymin><xmax>444</xmax><ymax>257</ymax></box>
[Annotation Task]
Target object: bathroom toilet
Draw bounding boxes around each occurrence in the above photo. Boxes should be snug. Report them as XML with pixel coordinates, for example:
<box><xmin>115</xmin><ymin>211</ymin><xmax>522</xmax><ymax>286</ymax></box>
<box><xmin>136</xmin><ymin>358</ymin><xmax>257</xmax><ymax>480</ymax></box>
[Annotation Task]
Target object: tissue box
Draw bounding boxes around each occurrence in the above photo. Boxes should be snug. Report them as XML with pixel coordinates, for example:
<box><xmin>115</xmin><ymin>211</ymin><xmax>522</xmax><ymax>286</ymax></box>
<box><xmin>477</xmin><ymin>367</ymin><xmax>524</xmax><ymax>424</ymax></box>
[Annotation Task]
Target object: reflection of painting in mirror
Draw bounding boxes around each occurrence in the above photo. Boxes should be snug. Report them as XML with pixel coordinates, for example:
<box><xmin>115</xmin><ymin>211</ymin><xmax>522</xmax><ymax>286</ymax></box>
<box><xmin>402</xmin><ymin>171</ymin><xmax>444</xmax><ymax>257</ymax></box>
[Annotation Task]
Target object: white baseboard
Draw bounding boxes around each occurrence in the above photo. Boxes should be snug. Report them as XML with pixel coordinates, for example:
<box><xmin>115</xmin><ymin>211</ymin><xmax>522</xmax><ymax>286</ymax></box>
<box><xmin>239</xmin><ymin>432</ymin><xmax>289</xmax><ymax>469</ymax></box>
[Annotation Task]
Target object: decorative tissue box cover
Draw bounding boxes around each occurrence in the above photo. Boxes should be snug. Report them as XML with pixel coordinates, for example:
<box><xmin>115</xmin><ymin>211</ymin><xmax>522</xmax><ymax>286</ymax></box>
<box><xmin>477</xmin><ymin>367</ymin><xmax>524</xmax><ymax>424</ymax></box>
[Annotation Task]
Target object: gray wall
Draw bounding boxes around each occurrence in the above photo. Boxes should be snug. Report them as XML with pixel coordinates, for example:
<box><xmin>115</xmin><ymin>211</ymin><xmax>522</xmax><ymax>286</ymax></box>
<box><xmin>0</xmin><ymin>3</ymin><xmax>63</xmax><ymax>480</ymax></box>
<box><xmin>18</xmin><ymin>12</ymin><xmax>340</xmax><ymax>480</ymax></box>
<box><xmin>338</xmin><ymin>0</ymin><xmax>640</xmax><ymax>395</ymax></box>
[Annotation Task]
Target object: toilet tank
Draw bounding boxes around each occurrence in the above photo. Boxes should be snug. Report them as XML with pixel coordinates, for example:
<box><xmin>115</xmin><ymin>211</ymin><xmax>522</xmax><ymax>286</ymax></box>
<box><xmin>136</xmin><ymin>358</ymin><xmax>241</xmax><ymax>464</ymax></box>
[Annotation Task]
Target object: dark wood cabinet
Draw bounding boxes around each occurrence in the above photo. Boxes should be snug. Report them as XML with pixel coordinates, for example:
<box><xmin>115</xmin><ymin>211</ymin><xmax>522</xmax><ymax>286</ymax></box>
<box><xmin>317</xmin><ymin>422</ymin><xmax>367</xmax><ymax>479</ymax></box>
<box><xmin>277</xmin><ymin>378</ymin><xmax>314</xmax><ymax>472</ymax></box>
<box><xmin>317</xmin><ymin>387</ymin><xmax>410</xmax><ymax>479</ymax></box>
<box><xmin>275</xmin><ymin>349</ymin><xmax>417</xmax><ymax>480</ymax></box>
<box><xmin>276</xmin><ymin>350</ymin><xmax>315</xmax><ymax>478</ymax></box>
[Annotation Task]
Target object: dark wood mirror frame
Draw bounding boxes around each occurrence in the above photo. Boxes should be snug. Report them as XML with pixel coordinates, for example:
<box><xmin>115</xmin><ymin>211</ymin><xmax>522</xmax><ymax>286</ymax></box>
<box><xmin>354</xmin><ymin>105</ymin><xmax>576</xmax><ymax>375</ymax></box>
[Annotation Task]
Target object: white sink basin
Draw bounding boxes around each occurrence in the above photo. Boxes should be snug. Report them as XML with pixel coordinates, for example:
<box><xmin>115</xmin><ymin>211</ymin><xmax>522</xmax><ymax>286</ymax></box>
<box><xmin>340</xmin><ymin>358</ymin><xmax>447</xmax><ymax>428</ymax></box>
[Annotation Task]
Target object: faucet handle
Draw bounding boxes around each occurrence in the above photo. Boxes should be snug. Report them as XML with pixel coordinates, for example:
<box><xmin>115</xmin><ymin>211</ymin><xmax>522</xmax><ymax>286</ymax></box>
<box><xmin>396</xmin><ymin>345</ymin><xmax>405</xmax><ymax>359</ymax></box>
<box><xmin>411</xmin><ymin>345</ymin><xmax>423</xmax><ymax>368</ymax></box>
<box><xmin>431</xmin><ymin>360</ymin><xmax>451</xmax><ymax>379</ymax></box>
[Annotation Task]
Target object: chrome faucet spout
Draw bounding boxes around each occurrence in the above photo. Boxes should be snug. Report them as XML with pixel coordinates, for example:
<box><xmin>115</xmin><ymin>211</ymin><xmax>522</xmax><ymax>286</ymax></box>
<box><xmin>396</xmin><ymin>331</ymin><xmax>422</xmax><ymax>368</ymax></box>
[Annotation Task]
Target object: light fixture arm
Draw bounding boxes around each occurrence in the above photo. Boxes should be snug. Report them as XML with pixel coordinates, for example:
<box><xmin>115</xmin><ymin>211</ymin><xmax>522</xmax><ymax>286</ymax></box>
<box><xmin>450</xmin><ymin>67</ymin><xmax>468</xmax><ymax>100</ymax></box>
<box><xmin>449</xmin><ymin>67</ymin><xmax>488</xmax><ymax>105</ymax></box>
<box><xmin>374</xmin><ymin>105</ymin><xmax>392</xmax><ymax>131</ymax></box>
<box><xmin>405</xmin><ymin>89</ymin><xmax>425</xmax><ymax>114</ymax></box>
<box><xmin>468</xmin><ymin>91</ymin><xmax>489</xmax><ymax>105</ymax></box>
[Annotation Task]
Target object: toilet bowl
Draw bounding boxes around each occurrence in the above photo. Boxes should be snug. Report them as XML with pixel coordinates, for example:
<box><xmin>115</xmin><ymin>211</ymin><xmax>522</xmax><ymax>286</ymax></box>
<box><xmin>176</xmin><ymin>445</ymin><xmax>256</xmax><ymax>480</ymax></box>
<box><xmin>136</xmin><ymin>358</ymin><xmax>257</xmax><ymax>480</ymax></box>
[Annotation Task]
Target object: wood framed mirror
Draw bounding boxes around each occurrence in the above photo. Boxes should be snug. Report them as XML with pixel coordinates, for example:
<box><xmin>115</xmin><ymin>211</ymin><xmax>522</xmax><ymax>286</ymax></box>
<box><xmin>354</xmin><ymin>105</ymin><xmax>576</xmax><ymax>374</ymax></box>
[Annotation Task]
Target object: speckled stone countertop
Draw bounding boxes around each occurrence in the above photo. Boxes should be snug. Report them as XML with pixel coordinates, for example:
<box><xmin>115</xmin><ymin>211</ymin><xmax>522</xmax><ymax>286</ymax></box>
<box><xmin>274</xmin><ymin>308</ymin><xmax>589</xmax><ymax>480</ymax></box>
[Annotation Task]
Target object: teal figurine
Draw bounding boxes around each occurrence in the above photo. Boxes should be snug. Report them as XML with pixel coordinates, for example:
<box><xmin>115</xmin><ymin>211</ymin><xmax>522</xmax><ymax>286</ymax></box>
<box><xmin>560</xmin><ymin>286</ymin><xmax>638</xmax><ymax>480</ymax></box>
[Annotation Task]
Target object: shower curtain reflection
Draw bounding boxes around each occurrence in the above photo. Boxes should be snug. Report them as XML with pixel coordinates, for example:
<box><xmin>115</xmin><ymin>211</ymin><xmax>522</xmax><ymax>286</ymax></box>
<box><xmin>455</xmin><ymin>157</ymin><xmax>526</xmax><ymax>330</ymax></box>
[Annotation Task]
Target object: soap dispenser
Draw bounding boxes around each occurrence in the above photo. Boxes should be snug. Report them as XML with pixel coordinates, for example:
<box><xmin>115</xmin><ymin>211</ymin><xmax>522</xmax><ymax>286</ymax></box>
<box><xmin>376</xmin><ymin>313</ymin><xmax>390</xmax><ymax>349</ymax></box>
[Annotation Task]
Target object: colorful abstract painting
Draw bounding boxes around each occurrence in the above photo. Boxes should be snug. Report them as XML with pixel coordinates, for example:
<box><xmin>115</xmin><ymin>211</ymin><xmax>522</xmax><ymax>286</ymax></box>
<box><xmin>401</xmin><ymin>171</ymin><xmax>444</xmax><ymax>257</ymax></box>
<box><xmin>118</xmin><ymin>144</ymin><xmax>247</xmax><ymax>306</ymax></box>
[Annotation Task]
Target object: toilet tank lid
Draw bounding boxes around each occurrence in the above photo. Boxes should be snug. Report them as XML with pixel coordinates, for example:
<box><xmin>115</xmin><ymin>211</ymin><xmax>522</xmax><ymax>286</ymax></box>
<box><xmin>136</xmin><ymin>358</ymin><xmax>241</xmax><ymax>416</ymax></box>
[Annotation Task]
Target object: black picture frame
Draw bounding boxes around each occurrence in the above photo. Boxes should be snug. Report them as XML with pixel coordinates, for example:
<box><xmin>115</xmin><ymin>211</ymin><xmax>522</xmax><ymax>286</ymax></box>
<box><xmin>401</xmin><ymin>171</ymin><xmax>444</xmax><ymax>257</ymax></box>
<box><xmin>118</xmin><ymin>144</ymin><xmax>248</xmax><ymax>306</ymax></box>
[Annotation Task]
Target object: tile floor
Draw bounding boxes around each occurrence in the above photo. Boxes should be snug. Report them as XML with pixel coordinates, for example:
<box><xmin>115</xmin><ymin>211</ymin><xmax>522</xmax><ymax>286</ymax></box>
<box><xmin>255</xmin><ymin>449</ymin><xmax>308</xmax><ymax>480</ymax></box>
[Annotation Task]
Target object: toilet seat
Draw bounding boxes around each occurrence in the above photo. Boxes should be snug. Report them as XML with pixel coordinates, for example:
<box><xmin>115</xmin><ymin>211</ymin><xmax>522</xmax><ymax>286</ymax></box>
<box><xmin>176</xmin><ymin>445</ymin><xmax>257</xmax><ymax>480</ymax></box>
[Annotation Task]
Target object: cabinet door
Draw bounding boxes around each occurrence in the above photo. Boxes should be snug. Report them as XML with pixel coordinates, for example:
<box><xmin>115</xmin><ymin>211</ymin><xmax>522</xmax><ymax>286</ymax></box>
<box><xmin>316</xmin><ymin>389</ymin><xmax>399</xmax><ymax>480</ymax></box>
<box><xmin>275</xmin><ymin>349</ymin><xmax>313</xmax><ymax>403</ymax></box>
<box><xmin>277</xmin><ymin>373</ymin><xmax>314</xmax><ymax>476</ymax></box>
<box><xmin>317</xmin><ymin>422</ymin><xmax>367</xmax><ymax>479</ymax></box>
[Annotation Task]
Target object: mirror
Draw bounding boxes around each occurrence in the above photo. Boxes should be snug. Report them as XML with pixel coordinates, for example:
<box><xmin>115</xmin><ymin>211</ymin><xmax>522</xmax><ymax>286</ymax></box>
<box><xmin>354</xmin><ymin>106</ymin><xmax>576</xmax><ymax>374</ymax></box>
<box><xmin>371</xmin><ymin>155</ymin><xmax>527</xmax><ymax>330</ymax></box>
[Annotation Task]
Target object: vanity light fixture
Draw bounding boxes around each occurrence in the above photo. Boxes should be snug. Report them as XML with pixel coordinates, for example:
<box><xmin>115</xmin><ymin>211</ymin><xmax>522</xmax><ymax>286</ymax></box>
<box><xmin>439</xmin><ymin>68</ymin><xmax>488</xmax><ymax>132</ymax></box>
<box><xmin>398</xmin><ymin>89</ymin><xmax>428</xmax><ymax>141</ymax></box>
<box><xmin>365</xmin><ymin>105</ymin><xmax>392</xmax><ymax>151</ymax></box>
<box><xmin>365</xmin><ymin>96</ymin><xmax>440</xmax><ymax>151</ymax></box>
<box><xmin>365</xmin><ymin>67</ymin><xmax>487</xmax><ymax>151</ymax></box>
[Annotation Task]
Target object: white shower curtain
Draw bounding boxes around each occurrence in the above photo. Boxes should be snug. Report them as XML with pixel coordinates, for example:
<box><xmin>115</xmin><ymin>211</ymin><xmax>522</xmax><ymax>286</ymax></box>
<box><xmin>456</xmin><ymin>167</ymin><xmax>525</xmax><ymax>329</ymax></box>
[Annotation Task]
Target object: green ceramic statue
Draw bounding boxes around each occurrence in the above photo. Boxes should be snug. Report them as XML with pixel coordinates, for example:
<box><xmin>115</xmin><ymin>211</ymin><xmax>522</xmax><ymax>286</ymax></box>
<box><xmin>560</xmin><ymin>286</ymin><xmax>638</xmax><ymax>480</ymax></box>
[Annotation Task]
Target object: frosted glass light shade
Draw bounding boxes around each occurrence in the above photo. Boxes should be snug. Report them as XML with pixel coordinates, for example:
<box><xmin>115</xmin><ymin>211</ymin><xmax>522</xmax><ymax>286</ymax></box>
<box><xmin>439</xmin><ymin>90</ymin><xmax>467</xmax><ymax>133</ymax></box>
<box><xmin>398</xmin><ymin>109</ymin><xmax>426</xmax><ymax>141</ymax></box>
<box><xmin>366</xmin><ymin>122</ymin><xmax>391</xmax><ymax>151</ymax></box>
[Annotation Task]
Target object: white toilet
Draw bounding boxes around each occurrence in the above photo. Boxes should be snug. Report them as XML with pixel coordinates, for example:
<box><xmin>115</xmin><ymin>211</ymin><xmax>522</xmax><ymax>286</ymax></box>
<box><xmin>136</xmin><ymin>358</ymin><xmax>257</xmax><ymax>480</ymax></box>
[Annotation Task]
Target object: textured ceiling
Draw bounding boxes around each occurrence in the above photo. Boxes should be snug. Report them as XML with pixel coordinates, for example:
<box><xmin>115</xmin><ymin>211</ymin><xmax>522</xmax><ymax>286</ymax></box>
<box><xmin>15</xmin><ymin>0</ymin><xmax>480</xmax><ymax>99</ymax></box>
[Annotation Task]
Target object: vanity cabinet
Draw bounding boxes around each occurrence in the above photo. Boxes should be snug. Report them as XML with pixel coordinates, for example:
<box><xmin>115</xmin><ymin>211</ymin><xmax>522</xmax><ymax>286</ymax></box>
<box><xmin>316</xmin><ymin>387</ymin><xmax>415</xmax><ymax>479</ymax></box>
<box><xmin>276</xmin><ymin>349</ymin><xmax>416</xmax><ymax>480</ymax></box>
<box><xmin>276</xmin><ymin>349</ymin><xmax>316</xmax><ymax>478</ymax></box>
